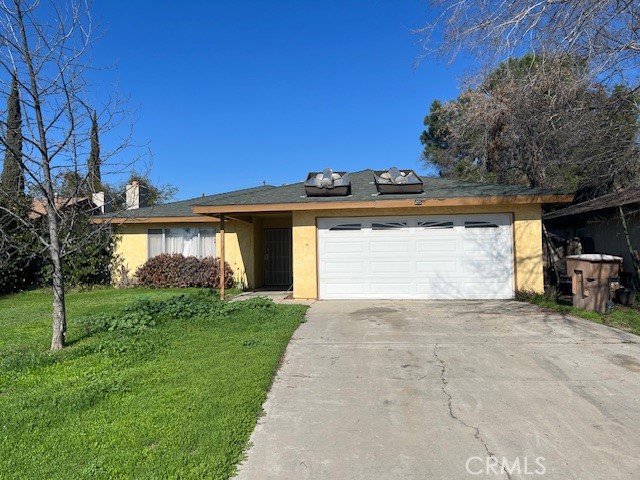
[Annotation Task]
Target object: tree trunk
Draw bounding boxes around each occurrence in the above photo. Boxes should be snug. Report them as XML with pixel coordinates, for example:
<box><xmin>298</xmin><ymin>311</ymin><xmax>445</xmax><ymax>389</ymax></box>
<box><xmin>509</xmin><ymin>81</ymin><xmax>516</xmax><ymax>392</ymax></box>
<box><xmin>48</xmin><ymin>209</ymin><xmax>66</xmax><ymax>351</ymax></box>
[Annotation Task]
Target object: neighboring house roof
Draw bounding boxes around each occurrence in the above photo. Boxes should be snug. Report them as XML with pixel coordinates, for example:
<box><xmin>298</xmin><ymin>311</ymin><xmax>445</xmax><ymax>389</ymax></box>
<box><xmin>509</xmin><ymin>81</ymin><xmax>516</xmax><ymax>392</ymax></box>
<box><xmin>30</xmin><ymin>196</ymin><xmax>94</xmax><ymax>219</ymax></box>
<box><xmin>544</xmin><ymin>188</ymin><xmax>640</xmax><ymax>222</ymax></box>
<box><xmin>98</xmin><ymin>170</ymin><xmax>572</xmax><ymax>222</ymax></box>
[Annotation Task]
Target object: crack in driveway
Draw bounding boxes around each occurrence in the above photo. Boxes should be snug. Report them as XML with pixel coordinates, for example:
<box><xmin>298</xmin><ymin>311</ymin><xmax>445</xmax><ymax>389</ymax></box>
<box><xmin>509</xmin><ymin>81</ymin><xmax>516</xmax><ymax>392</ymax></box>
<box><xmin>433</xmin><ymin>343</ymin><xmax>513</xmax><ymax>480</ymax></box>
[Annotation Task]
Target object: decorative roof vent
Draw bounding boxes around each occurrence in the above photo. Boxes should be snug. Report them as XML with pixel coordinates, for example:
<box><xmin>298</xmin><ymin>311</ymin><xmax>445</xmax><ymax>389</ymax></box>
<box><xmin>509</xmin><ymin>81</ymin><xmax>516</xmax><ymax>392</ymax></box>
<box><xmin>304</xmin><ymin>168</ymin><xmax>351</xmax><ymax>197</ymax></box>
<box><xmin>373</xmin><ymin>167</ymin><xmax>423</xmax><ymax>194</ymax></box>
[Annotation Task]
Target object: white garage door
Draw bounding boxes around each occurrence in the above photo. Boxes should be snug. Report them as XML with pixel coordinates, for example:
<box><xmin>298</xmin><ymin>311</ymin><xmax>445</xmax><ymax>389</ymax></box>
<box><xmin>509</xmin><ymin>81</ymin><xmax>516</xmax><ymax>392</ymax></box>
<box><xmin>318</xmin><ymin>214</ymin><xmax>515</xmax><ymax>300</ymax></box>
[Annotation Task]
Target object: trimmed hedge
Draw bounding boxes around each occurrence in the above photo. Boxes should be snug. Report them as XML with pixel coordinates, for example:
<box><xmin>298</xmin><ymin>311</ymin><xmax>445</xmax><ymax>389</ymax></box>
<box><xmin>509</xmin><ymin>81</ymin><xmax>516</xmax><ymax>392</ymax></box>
<box><xmin>135</xmin><ymin>254</ymin><xmax>235</xmax><ymax>288</ymax></box>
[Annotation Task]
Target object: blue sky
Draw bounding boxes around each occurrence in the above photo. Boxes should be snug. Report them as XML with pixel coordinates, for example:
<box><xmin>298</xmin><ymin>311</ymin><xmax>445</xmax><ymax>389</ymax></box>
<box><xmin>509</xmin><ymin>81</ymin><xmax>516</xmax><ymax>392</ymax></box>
<box><xmin>91</xmin><ymin>0</ymin><xmax>470</xmax><ymax>200</ymax></box>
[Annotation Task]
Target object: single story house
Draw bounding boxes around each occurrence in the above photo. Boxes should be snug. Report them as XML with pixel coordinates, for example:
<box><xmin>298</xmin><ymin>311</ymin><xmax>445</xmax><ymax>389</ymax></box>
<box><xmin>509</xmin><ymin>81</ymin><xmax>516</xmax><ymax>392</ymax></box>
<box><xmin>102</xmin><ymin>169</ymin><xmax>571</xmax><ymax>300</ymax></box>
<box><xmin>544</xmin><ymin>188</ymin><xmax>640</xmax><ymax>285</ymax></box>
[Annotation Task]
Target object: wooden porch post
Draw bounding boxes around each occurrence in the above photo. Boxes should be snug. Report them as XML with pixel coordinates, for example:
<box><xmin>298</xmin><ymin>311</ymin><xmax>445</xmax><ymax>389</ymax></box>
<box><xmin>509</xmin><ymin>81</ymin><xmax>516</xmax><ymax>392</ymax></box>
<box><xmin>219</xmin><ymin>214</ymin><xmax>225</xmax><ymax>300</ymax></box>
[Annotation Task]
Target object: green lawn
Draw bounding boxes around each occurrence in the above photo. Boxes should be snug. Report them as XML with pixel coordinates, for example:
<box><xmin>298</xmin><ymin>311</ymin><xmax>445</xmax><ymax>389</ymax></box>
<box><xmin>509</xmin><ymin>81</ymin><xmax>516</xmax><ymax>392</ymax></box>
<box><xmin>523</xmin><ymin>292</ymin><xmax>640</xmax><ymax>336</ymax></box>
<box><xmin>0</xmin><ymin>288</ymin><xmax>307</xmax><ymax>479</ymax></box>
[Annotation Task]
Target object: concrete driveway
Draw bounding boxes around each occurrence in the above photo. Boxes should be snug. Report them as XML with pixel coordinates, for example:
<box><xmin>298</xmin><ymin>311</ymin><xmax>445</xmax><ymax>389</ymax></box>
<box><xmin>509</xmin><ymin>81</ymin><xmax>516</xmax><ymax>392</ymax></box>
<box><xmin>236</xmin><ymin>300</ymin><xmax>640</xmax><ymax>479</ymax></box>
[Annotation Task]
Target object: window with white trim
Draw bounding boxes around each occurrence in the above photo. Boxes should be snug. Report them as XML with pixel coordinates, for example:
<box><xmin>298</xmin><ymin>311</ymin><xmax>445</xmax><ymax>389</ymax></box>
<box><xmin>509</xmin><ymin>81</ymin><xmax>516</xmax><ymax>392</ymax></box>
<box><xmin>148</xmin><ymin>228</ymin><xmax>216</xmax><ymax>258</ymax></box>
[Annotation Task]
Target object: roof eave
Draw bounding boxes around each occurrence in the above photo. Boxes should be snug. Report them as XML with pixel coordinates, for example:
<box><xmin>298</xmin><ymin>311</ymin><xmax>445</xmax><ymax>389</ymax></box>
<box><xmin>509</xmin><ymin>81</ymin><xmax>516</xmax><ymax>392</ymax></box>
<box><xmin>544</xmin><ymin>197</ymin><xmax>640</xmax><ymax>221</ymax></box>
<box><xmin>91</xmin><ymin>215</ymin><xmax>219</xmax><ymax>225</ymax></box>
<box><xmin>191</xmin><ymin>194</ymin><xmax>574</xmax><ymax>215</ymax></box>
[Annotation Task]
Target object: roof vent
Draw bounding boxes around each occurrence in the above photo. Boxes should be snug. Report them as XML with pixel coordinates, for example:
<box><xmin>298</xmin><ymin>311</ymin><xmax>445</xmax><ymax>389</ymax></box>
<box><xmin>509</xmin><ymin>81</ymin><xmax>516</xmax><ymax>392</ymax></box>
<box><xmin>305</xmin><ymin>168</ymin><xmax>351</xmax><ymax>197</ymax></box>
<box><xmin>373</xmin><ymin>167</ymin><xmax>423</xmax><ymax>194</ymax></box>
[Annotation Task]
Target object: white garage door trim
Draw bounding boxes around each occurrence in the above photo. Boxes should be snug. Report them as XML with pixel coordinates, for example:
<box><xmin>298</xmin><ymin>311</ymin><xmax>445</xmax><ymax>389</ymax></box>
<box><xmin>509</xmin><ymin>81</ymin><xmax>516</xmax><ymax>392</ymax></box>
<box><xmin>317</xmin><ymin>214</ymin><xmax>515</xmax><ymax>300</ymax></box>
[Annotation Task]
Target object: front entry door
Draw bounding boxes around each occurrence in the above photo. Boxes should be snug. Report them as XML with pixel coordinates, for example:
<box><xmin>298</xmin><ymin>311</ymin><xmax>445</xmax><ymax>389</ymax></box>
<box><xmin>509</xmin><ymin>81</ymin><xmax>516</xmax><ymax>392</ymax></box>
<box><xmin>264</xmin><ymin>228</ymin><xmax>293</xmax><ymax>287</ymax></box>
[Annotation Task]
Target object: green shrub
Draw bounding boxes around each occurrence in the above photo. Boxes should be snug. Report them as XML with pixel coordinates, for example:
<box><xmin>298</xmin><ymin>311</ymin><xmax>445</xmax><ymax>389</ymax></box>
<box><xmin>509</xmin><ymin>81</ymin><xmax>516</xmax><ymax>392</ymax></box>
<box><xmin>76</xmin><ymin>292</ymin><xmax>269</xmax><ymax>335</ymax></box>
<box><xmin>135</xmin><ymin>254</ymin><xmax>235</xmax><ymax>288</ymax></box>
<box><xmin>234</xmin><ymin>296</ymin><xmax>275</xmax><ymax>311</ymax></box>
<box><xmin>38</xmin><ymin>212</ymin><xmax>115</xmax><ymax>288</ymax></box>
<box><xmin>0</xmin><ymin>251</ymin><xmax>38</xmax><ymax>294</ymax></box>
<box><xmin>0</xmin><ymin>195</ymin><xmax>40</xmax><ymax>294</ymax></box>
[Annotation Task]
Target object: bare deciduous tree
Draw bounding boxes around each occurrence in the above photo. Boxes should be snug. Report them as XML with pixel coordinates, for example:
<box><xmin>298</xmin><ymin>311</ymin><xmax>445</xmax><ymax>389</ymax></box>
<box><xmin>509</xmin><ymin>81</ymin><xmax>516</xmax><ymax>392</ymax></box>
<box><xmin>419</xmin><ymin>0</ymin><xmax>639</xmax><ymax>85</ymax></box>
<box><xmin>0</xmin><ymin>0</ymin><xmax>135</xmax><ymax>350</ymax></box>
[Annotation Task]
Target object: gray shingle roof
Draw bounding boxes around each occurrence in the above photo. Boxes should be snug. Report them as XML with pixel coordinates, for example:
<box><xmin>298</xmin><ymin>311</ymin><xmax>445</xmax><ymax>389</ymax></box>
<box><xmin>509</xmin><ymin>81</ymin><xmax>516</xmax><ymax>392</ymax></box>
<box><xmin>194</xmin><ymin>170</ymin><xmax>567</xmax><ymax>207</ymax></box>
<box><xmin>102</xmin><ymin>185</ymin><xmax>274</xmax><ymax>218</ymax></box>
<box><xmin>109</xmin><ymin>170</ymin><xmax>569</xmax><ymax>219</ymax></box>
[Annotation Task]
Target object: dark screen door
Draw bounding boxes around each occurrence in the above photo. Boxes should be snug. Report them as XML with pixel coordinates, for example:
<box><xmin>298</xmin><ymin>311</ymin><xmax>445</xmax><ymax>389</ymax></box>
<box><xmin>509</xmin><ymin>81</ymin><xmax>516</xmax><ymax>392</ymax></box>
<box><xmin>264</xmin><ymin>228</ymin><xmax>293</xmax><ymax>287</ymax></box>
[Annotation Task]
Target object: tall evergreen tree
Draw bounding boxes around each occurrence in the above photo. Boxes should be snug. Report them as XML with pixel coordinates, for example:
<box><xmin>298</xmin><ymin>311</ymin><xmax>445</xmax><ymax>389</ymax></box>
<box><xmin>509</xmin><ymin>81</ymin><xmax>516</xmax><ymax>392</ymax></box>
<box><xmin>1</xmin><ymin>73</ymin><xmax>24</xmax><ymax>194</ymax></box>
<box><xmin>88</xmin><ymin>110</ymin><xmax>101</xmax><ymax>192</ymax></box>
<box><xmin>0</xmin><ymin>72</ymin><xmax>37</xmax><ymax>294</ymax></box>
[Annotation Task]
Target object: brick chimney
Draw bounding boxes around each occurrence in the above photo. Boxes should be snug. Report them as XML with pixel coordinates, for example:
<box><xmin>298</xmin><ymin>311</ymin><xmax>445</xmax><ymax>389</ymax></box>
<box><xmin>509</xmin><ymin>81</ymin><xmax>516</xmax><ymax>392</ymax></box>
<box><xmin>125</xmin><ymin>181</ymin><xmax>149</xmax><ymax>210</ymax></box>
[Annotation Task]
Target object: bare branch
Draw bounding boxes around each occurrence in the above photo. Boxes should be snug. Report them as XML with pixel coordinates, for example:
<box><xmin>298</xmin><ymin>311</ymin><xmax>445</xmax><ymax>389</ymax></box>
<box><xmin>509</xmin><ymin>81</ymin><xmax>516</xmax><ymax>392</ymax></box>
<box><xmin>419</xmin><ymin>0</ymin><xmax>640</xmax><ymax>86</ymax></box>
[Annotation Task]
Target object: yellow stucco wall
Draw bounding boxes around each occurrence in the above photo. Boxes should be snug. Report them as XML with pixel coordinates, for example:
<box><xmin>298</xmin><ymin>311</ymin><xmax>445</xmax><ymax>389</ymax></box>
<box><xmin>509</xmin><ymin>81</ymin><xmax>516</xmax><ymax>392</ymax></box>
<box><xmin>114</xmin><ymin>222</ymin><xmax>254</xmax><ymax>287</ymax></box>
<box><xmin>512</xmin><ymin>204</ymin><xmax>544</xmax><ymax>294</ymax></box>
<box><xmin>114</xmin><ymin>204</ymin><xmax>544</xmax><ymax>298</ymax></box>
<box><xmin>291</xmin><ymin>203</ymin><xmax>543</xmax><ymax>299</ymax></box>
<box><xmin>113</xmin><ymin>224</ymin><xmax>149</xmax><ymax>281</ymax></box>
<box><xmin>292</xmin><ymin>211</ymin><xmax>318</xmax><ymax>299</ymax></box>
<box><xmin>222</xmin><ymin>221</ymin><xmax>254</xmax><ymax>288</ymax></box>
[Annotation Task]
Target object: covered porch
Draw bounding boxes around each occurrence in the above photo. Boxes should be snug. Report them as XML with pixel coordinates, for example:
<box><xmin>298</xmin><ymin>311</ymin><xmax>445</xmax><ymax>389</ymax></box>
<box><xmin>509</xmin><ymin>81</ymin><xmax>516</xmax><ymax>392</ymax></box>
<box><xmin>210</xmin><ymin>212</ymin><xmax>293</xmax><ymax>299</ymax></box>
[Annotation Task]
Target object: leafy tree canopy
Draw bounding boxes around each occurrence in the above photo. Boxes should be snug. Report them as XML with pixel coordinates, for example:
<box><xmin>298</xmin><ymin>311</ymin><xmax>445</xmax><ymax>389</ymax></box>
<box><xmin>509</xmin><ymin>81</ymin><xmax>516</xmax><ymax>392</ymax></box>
<box><xmin>421</xmin><ymin>54</ymin><xmax>639</xmax><ymax>196</ymax></box>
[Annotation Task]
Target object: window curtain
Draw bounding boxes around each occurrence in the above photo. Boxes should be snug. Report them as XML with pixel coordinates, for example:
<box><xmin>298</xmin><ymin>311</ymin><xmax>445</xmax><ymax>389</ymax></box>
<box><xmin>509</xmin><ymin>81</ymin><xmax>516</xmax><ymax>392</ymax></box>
<box><xmin>148</xmin><ymin>229</ymin><xmax>163</xmax><ymax>257</ymax></box>
<box><xmin>165</xmin><ymin>228</ymin><xmax>184</xmax><ymax>255</ymax></box>
<box><xmin>199</xmin><ymin>229</ymin><xmax>216</xmax><ymax>258</ymax></box>
<box><xmin>148</xmin><ymin>228</ymin><xmax>216</xmax><ymax>259</ymax></box>
<box><xmin>182</xmin><ymin>228</ymin><xmax>199</xmax><ymax>257</ymax></box>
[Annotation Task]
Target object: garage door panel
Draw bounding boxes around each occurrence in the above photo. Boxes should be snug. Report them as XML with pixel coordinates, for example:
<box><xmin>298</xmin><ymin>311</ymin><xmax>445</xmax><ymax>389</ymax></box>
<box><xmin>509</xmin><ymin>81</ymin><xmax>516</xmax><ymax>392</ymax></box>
<box><xmin>369</xmin><ymin>261</ymin><xmax>411</xmax><ymax>274</ymax></box>
<box><xmin>370</xmin><ymin>283</ymin><xmax>412</xmax><ymax>295</ymax></box>
<box><xmin>318</xmin><ymin>214</ymin><xmax>514</xmax><ymax>300</ymax></box>
<box><xmin>463</xmin><ymin>268</ymin><xmax>508</xmax><ymax>279</ymax></box>
<box><xmin>463</xmin><ymin>235</ymin><xmax>504</xmax><ymax>247</ymax></box>
<box><xmin>415</xmin><ymin>280</ymin><xmax>460</xmax><ymax>296</ymax></box>
<box><xmin>369</xmin><ymin>241</ymin><xmax>410</xmax><ymax>254</ymax></box>
<box><xmin>463</xmin><ymin>247</ymin><xmax>510</xmax><ymax>261</ymax></box>
<box><xmin>415</xmin><ymin>239</ymin><xmax>458</xmax><ymax>253</ymax></box>
<box><xmin>324</xmin><ymin>283</ymin><xmax>366</xmax><ymax>296</ymax></box>
<box><xmin>323</xmin><ymin>241</ymin><xmax>364</xmax><ymax>254</ymax></box>
<box><xmin>324</xmin><ymin>261</ymin><xmax>365</xmax><ymax>274</ymax></box>
<box><xmin>415</xmin><ymin>260</ymin><xmax>458</xmax><ymax>274</ymax></box>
